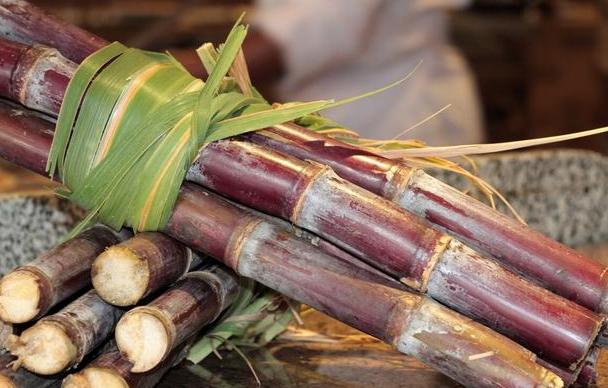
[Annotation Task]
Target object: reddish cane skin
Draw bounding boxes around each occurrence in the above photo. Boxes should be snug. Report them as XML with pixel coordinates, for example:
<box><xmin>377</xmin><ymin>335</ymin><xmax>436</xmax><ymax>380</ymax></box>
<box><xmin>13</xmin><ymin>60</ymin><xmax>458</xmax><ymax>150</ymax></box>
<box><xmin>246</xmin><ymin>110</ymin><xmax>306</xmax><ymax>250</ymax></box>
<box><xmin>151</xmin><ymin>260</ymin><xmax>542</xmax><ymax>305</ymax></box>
<box><xmin>104</xmin><ymin>233</ymin><xmax>191</xmax><ymax>301</ymax></box>
<box><xmin>165</xmin><ymin>183</ymin><xmax>256</xmax><ymax>261</ymax></box>
<box><xmin>42</xmin><ymin>290</ymin><xmax>124</xmax><ymax>363</ymax></box>
<box><xmin>0</xmin><ymin>103</ymin><xmax>52</xmax><ymax>175</ymax></box>
<box><xmin>167</xmin><ymin>183</ymin><xmax>412</xmax><ymax>342</ymax></box>
<box><xmin>191</xmin><ymin>140</ymin><xmax>307</xmax><ymax>220</ymax></box>
<box><xmin>145</xmin><ymin>275</ymin><xmax>222</xmax><ymax>348</ymax></box>
<box><xmin>187</xmin><ymin>138</ymin><xmax>605</xmax><ymax>368</ymax></box>
<box><xmin>427</xmin><ymin>241</ymin><xmax>603</xmax><ymax>369</ymax></box>
<box><xmin>26</xmin><ymin>226</ymin><xmax>120</xmax><ymax>317</ymax></box>
<box><xmin>188</xmin><ymin>139</ymin><xmax>445</xmax><ymax>283</ymax></box>
<box><xmin>0</xmin><ymin>0</ymin><xmax>106</xmax><ymax>63</ymax></box>
<box><xmin>38</xmin><ymin>66</ymin><xmax>70</xmax><ymax>113</ymax></box>
<box><xmin>245</xmin><ymin>129</ymin><xmax>398</xmax><ymax>196</ymax></box>
<box><xmin>407</xmin><ymin>180</ymin><xmax>608</xmax><ymax>312</ymax></box>
<box><xmin>0</xmin><ymin>38</ymin><xmax>22</xmax><ymax>97</ymax></box>
<box><xmin>239</xmin><ymin>224</ymin><xmax>415</xmax><ymax>342</ymax></box>
<box><xmin>75</xmin><ymin>345</ymin><xmax>189</xmax><ymax>388</ymax></box>
<box><xmin>247</xmin><ymin>125</ymin><xmax>608</xmax><ymax>313</ymax></box>
<box><xmin>0</xmin><ymin>38</ymin><xmax>72</xmax><ymax>114</ymax></box>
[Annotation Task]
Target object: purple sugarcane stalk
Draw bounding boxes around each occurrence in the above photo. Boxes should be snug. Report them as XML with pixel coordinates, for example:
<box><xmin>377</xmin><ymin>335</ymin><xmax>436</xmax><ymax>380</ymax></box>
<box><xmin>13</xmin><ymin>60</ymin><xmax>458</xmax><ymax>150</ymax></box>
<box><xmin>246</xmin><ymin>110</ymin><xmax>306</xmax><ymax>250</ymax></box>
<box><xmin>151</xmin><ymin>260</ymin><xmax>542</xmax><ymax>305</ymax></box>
<box><xmin>91</xmin><ymin>232</ymin><xmax>195</xmax><ymax>306</ymax></box>
<box><xmin>62</xmin><ymin>343</ymin><xmax>190</xmax><ymax>388</ymax></box>
<box><xmin>247</xmin><ymin>125</ymin><xmax>608</xmax><ymax>315</ymax></box>
<box><xmin>6</xmin><ymin>289</ymin><xmax>124</xmax><ymax>375</ymax></box>
<box><xmin>0</xmin><ymin>225</ymin><xmax>123</xmax><ymax>323</ymax></box>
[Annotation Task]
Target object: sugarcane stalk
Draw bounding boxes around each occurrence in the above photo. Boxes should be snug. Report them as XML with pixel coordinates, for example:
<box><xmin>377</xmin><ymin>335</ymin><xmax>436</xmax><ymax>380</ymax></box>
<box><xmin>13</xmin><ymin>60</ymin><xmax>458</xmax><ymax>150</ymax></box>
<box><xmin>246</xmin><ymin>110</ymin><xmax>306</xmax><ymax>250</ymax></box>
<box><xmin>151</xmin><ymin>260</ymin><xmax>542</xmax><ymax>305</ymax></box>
<box><xmin>167</xmin><ymin>184</ymin><xmax>564</xmax><ymax>387</ymax></box>
<box><xmin>0</xmin><ymin>353</ymin><xmax>61</xmax><ymax>388</ymax></box>
<box><xmin>536</xmin><ymin>347</ymin><xmax>603</xmax><ymax>387</ymax></box>
<box><xmin>6</xmin><ymin>289</ymin><xmax>124</xmax><ymax>375</ymax></box>
<box><xmin>0</xmin><ymin>40</ymin><xmax>603</xmax><ymax>372</ymax></box>
<box><xmin>0</xmin><ymin>100</ymin><xmax>53</xmax><ymax>175</ymax></box>
<box><xmin>0</xmin><ymin>0</ymin><xmax>106</xmax><ymax>63</ymax></box>
<box><xmin>238</xmin><ymin>200</ymin><xmax>405</xmax><ymax>290</ymax></box>
<box><xmin>92</xmin><ymin>232</ymin><xmax>198</xmax><ymax>306</ymax></box>
<box><xmin>114</xmin><ymin>266</ymin><xmax>238</xmax><ymax>373</ymax></box>
<box><xmin>0</xmin><ymin>226</ymin><xmax>122</xmax><ymax>323</ymax></box>
<box><xmin>2</xmin><ymin>0</ymin><xmax>607</xmax><ymax>320</ymax></box>
<box><xmin>62</xmin><ymin>344</ymin><xmax>189</xmax><ymax>388</ymax></box>
<box><xmin>0</xmin><ymin>104</ymin><xmax>563</xmax><ymax>387</ymax></box>
<box><xmin>247</xmin><ymin>125</ymin><xmax>608</xmax><ymax>315</ymax></box>
<box><xmin>575</xmin><ymin>348</ymin><xmax>602</xmax><ymax>387</ymax></box>
<box><xmin>536</xmin><ymin>359</ymin><xmax>579</xmax><ymax>387</ymax></box>
<box><xmin>186</xmin><ymin>140</ymin><xmax>604</xmax><ymax>370</ymax></box>
<box><xmin>0</xmin><ymin>38</ymin><xmax>75</xmax><ymax>116</ymax></box>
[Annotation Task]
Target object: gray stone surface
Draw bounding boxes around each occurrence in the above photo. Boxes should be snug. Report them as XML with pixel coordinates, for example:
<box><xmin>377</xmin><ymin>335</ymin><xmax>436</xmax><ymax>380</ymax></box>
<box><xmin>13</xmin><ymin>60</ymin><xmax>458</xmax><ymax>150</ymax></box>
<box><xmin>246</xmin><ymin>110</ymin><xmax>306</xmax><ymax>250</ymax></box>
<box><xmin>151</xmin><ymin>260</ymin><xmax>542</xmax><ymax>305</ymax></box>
<box><xmin>0</xmin><ymin>194</ymin><xmax>82</xmax><ymax>274</ymax></box>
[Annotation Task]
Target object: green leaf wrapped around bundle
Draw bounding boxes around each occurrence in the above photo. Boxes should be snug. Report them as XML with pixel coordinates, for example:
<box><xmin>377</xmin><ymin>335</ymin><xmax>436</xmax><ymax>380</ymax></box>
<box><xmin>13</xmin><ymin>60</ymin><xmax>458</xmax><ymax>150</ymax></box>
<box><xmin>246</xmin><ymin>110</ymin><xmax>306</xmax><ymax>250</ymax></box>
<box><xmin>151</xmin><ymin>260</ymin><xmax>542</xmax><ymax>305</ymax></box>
<box><xmin>47</xmin><ymin>19</ymin><xmax>334</xmax><ymax>235</ymax></box>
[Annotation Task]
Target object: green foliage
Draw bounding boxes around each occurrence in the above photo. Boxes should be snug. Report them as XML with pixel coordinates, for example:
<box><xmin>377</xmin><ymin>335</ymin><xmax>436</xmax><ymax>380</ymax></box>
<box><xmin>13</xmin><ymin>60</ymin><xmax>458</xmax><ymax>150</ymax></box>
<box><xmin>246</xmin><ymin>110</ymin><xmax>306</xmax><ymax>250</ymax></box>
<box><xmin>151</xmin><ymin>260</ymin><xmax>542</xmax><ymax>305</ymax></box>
<box><xmin>48</xmin><ymin>19</ymin><xmax>333</xmax><ymax>236</ymax></box>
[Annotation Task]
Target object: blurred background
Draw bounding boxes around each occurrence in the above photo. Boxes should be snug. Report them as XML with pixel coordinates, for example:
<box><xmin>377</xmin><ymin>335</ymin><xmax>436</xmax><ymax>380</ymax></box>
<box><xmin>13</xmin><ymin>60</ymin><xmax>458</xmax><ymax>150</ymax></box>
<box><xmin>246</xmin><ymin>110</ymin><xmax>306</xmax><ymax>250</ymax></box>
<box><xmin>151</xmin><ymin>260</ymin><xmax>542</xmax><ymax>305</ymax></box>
<box><xmin>29</xmin><ymin>0</ymin><xmax>608</xmax><ymax>153</ymax></box>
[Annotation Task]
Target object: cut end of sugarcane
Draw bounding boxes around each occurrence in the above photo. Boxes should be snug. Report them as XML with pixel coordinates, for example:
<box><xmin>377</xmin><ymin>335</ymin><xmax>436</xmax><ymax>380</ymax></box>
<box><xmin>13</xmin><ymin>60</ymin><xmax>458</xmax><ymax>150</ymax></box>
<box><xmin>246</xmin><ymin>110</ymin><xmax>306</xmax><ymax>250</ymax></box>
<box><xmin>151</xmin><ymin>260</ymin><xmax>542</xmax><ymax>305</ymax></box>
<box><xmin>541</xmin><ymin>371</ymin><xmax>564</xmax><ymax>388</ymax></box>
<box><xmin>115</xmin><ymin>310</ymin><xmax>168</xmax><ymax>373</ymax></box>
<box><xmin>0</xmin><ymin>270</ymin><xmax>41</xmax><ymax>323</ymax></box>
<box><xmin>6</xmin><ymin>322</ymin><xmax>77</xmax><ymax>375</ymax></box>
<box><xmin>92</xmin><ymin>247</ymin><xmax>150</xmax><ymax>306</ymax></box>
<box><xmin>62</xmin><ymin>368</ymin><xmax>129</xmax><ymax>388</ymax></box>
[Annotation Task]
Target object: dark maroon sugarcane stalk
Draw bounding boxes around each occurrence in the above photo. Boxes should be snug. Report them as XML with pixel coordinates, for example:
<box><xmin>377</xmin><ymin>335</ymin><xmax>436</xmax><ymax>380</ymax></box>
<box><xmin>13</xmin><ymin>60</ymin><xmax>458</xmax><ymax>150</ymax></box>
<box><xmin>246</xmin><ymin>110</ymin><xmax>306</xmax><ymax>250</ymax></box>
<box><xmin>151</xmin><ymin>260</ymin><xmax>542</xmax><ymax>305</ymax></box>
<box><xmin>574</xmin><ymin>348</ymin><xmax>602</xmax><ymax>387</ymax></box>
<box><xmin>0</xmin><ymin>0</ymin><xmax>106</xmax><ymax>63</ymax></box>
<box><xmin>0</xmin><ymin>39</ymin><xmax>603</xmax><ymax>372</ymax></box>
<box><xmin>238</xmin><ymin>200</ymin><xmax>405</xmax><ymax>290</ymax></box>
<box><xmin>2</xmin><ymin>0</ymin><xmax>606</xmax><ymax>319</ymax></box>
<box><xmin>92</xmin><ymin>232</ymin><xmax>197</xmax><ymax>306</ymax></box>
<box><xmin>115</xmin><ymin>267</ymin><xmax>238</xmax><ymax>372</ymax></box>
<box><xmin>188</xmin><ymin>139</ymin><xmax>446</xmax><ymax>288</ymax></box>
<box><xmin>0</xmin><ymin>353</ymin><xmax>61</xmax><ymax>388</ymax></box>
<box><xmin>536</xmin><ymin>348</ymin><xmax>602</xmax><ymax>387</ymax></box>
<box><xmin>536</xmin><ymin>359</ymin><xmax>580</xmax><ymax>387</ymax></box>
<box><xmin>0</xmin><ymin>38</ymin><xmax>75</xmax><ymax>115</ymax></box>
<box><xmin>0</xmin><ymin>225</ymin><xmax>123</xmax><ymax>323</ymax></box>
<box><xmin>189</xmin><ymin>139</ymin><xmax>605</xmax><ymax>370</ymax></box>
<box><xmin>6</xmin><ymin>289</ymin><xmax>124</xmax><ymax>375</ymax></box>
<box><xmin>247</xmin><ymin>125</ymin><xmax>608</xmax><ymax>315</ymax></box>
<box><xmin>62</xmin><ymin>344</ymin><xmax>189</xmax><ymax>388</ymax></box>
<box><xmin>0</xmin><ymin>104</ymin><xmax>562</xmax><ymax>388</ymax></box>
<box><xmin>167</xmin><ymin>183</ymin><xmax>564</xmax><ymax>387</ymax></box>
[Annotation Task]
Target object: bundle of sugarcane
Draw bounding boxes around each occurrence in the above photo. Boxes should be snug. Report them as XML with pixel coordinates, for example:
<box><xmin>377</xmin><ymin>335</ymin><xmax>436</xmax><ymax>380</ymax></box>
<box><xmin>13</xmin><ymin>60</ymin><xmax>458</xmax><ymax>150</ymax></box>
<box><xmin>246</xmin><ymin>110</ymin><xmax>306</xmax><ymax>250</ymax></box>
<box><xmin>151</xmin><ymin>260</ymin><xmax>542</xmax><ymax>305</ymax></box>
<box><xmin>0</xmin><ymin>104</ymin><xmax>564</xmax><ymax>387</ymax></box>
<box><xmin>0</xmin><ymin>1</ymin><xmax>607</xmax><ymax>386</ymax></box>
